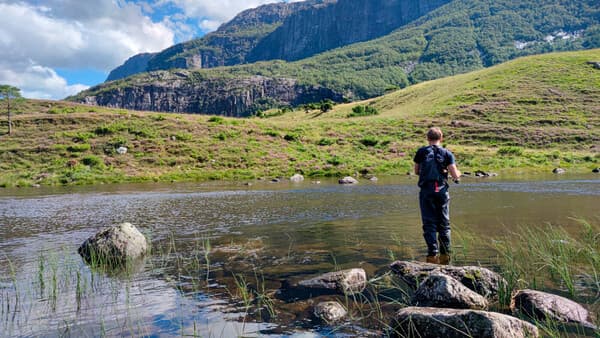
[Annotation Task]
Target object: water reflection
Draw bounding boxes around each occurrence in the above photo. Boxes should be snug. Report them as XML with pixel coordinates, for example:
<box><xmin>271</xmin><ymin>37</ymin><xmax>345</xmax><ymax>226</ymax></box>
<box><xmin>0</xmin><ymin>174</ymin><xmax>598</xmax><ymax>336</ymax></box>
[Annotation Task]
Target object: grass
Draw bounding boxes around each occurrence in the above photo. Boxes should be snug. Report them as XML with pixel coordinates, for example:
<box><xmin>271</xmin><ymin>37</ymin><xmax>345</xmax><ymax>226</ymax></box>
<box><xmin>1</xmin><ymin>50</ymin><xmax>600</xmax><ymax>188</ymax></box>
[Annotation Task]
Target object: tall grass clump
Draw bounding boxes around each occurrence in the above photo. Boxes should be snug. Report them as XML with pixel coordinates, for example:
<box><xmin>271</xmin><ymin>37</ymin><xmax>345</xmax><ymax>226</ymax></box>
<box><xmin>494</xmin><ymin>219</ymin><xmax>600</xmax><ymax>307</ymax></box>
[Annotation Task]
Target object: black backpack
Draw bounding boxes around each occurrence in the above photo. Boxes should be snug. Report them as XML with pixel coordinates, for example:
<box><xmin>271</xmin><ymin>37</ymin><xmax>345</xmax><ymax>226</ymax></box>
<box><xmin>419</xmin><ymin>145</ymin><xmax>449</xmax><ymax>187</ymax></box>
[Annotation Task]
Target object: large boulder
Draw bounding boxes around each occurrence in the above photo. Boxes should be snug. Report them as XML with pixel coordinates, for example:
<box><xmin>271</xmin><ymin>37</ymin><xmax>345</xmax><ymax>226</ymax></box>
<box><xmin>390</xmin><ymin>261</ymin><xmax>505</xmax><ymax>299</ymax></box>
<box><xmin>392</xmin><ymin>307</ymin><xmax>539</xmax><ymax>338</ymax></box>
<box><xmin>511</xmin><ymin>289</ymin><xmax>597</xmax><ymax>329</ymax></box>
<box><xmin>313</xmin><ymin>301</ymin><xmax>347</xmax><ymax>323</ymax></box>
<box><xmin>413</xmin><ymin>273</ymin><xmax>488</xmax><ymax>310</ymax></box>
<box><xmin>78</xmin><ymin>222</ymin><xmax>148</xmax><ymax>265</ymax></box>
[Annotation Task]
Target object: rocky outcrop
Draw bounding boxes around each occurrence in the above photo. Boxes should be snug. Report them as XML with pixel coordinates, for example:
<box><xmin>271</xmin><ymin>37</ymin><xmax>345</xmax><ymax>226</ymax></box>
<box><xmin>78</xmin><ymin>222</ymin><xmax>148</xmax><ymax>265</ymax></box>
<box><xmin>247</xmin><ymin>0</ymin><xmax>451</xmax><ymax>62</ymax></box>
<box><xmin>392</xmin><ymin>307</ymin><xmax>539</xmax><ymax>338</ymax></box>
<box><xmin>413</xmin><ymin>273</ymin><xmax>488</xmax><ymax>310</ymax></box>
<box><xmin>106</xmin><ymin>53</ymin><xmax>156</xmax><ymax>82</ymax></box>
<box><xmin>82</xmin><ymin>74</ymin><xmax>343</xmax><ymax>116</ymax></box>
<box><xmin>390</xmin><ymin>261</ymin><xmax>505</xmax><ymax>298</ymax></box>
<box><xmin>511</xmin><ymin>289</ymin><xmax>597</xmax><ymax>329</ymax></box>
<box><xmin>313</xmin><ymin>301</ymin><xmax>347</xmax><ymax>323</ymax></box>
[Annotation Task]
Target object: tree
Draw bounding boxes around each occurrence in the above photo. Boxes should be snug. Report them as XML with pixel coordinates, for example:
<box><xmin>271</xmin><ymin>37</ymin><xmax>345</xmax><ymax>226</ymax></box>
<box><xmin>0</xmin><ymin>85</ymin><xmax>21</xmax><ymax>135</ymax></box>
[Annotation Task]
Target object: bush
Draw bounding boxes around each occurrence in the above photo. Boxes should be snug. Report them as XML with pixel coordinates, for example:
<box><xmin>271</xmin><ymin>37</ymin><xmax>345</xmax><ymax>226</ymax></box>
<box><xmin>82</xmin><ymin>155</ymin><xmax>103</xmax><ymax>167</ymax></box>
<box><xmin>208</xmin><ymin>116</ymin><xmax>224</xmax><ymax>124</ymax></box>
<box><xmin>348</xmin><ymin>105</ymin><xmax>379</xmax><ymax>118</ymax></box>
<box><xmin>318</xmin><ymin>138</ymin><xmax>335</xmax><ymax>146</ymax></box>
<box><xmin>360</xmin><ymin>136</ymin><xmax>379</xmax><ymax>147</ymax></box>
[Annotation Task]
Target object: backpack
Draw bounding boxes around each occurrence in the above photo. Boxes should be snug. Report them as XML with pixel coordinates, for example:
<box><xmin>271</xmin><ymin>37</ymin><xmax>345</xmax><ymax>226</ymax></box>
<box><xmin>419</xmin><ymin>145</ymin><xmax>449</xmax><ymax>188</ymax></box>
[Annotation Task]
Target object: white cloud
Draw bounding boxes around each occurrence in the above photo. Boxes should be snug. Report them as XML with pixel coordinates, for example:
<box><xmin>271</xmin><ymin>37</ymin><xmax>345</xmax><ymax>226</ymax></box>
<box><xmin>0</xmin><ymin>0</ymin><xmax>175</xmax><ymax>99</ymax></box>
<box><xmin>0</xmin><ymin>61</ymin><xmax>89</xmax><ymax>99</ymax></box>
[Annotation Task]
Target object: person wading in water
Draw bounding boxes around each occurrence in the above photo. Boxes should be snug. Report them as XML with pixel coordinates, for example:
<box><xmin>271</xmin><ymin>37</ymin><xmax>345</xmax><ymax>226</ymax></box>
<box><xmin>413</xmin><ymin>127</ymin><xmax>461</xmax><ymax>264</ymax></box>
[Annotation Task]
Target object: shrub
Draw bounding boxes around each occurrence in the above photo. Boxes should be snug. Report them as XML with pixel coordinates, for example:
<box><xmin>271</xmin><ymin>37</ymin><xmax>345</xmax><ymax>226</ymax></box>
<box><xmin>348</xmin><ymin>105</ymin><xmax>379</xmax><ymax>118</ymax></box>
<box><xmin>82</xmin><ymin>155</ymin><xmax>103</xmax><ymax>167</ymax></box>
<box><xmin>208</xmin><ymin>116</ymin><xmax>224</xmax><ymax>124</ymax></box>
<box><xmin>360</xmin><ymin>136</ymin><xmax>379</xmax><ymax>147</ymax></box>
<box><xmin>318</xmin><ymin>138</ymin><xmax>335</xmax><ymax>146</ymax></box>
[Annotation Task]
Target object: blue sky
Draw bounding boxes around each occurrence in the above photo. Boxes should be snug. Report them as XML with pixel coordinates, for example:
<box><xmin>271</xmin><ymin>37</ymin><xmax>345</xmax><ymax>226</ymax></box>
<box><xmin>0</xmin><ymin>0</ymin><xmax>293</xmax><ymax>99</ymax></box>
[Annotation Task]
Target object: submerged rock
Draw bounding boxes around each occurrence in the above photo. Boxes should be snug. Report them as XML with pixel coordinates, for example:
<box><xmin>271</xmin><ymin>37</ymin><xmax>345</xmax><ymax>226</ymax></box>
<box><xmin>78</xmin><ymin>222</ymin><xmax>148</xmax><ymax>265</ymax></box>
<box><xmin>413</xmin><ymin>273</ymin><xmax>488</xmax><ymax>310</ymax></box>
<box><xmin>392</xmin><ymin>307</ymin><xmax>539</xmax><ymax>338</ymax></box>
<box><xmin>390</xmin><ymin>261</ymin><xmax>505</xmax><ymax>299</ymax></box>
<box><xmin>299</xmin><ymin>268</ymin><xmax>367</xmax><ymax>295</ymax></box>
<box><xmin>276</xmin><ymin>268</ymin><xmax>367</xmax><ymax>302</ymax></box>
<box><xmin>339</xmin><ymin>176</ymin><xmax>358</xmax><ymax>185</ymax></box>
<box><xmin>511</xmin><ymin>289</ymin><xmax>597</xmax><ymax>329</ymax></box>
<box><xmin>313</xmin><ymin>301</ymin><xmax>347</xmax><ymax>323</ymax></box>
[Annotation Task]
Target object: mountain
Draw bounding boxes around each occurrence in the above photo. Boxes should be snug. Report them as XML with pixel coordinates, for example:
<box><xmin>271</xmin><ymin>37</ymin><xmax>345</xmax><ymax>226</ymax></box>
<box><xmin>7</xmin><ymin>50</ymin><xmax>600</xmax><ymax>187</ymax></box>
<box><xmin>77</xmin><ymin>0</ymin><xmax>600</xmax><ymax>116</ymax></box>
<box><xmin>106</xmin><ymin>53</ymin><xmax>156</xmax><ymax>82</ymax></box>
<box><xmin>106</xmin><ymin>0</ymin><xmax>337</xmax><ymax>81</ymax></box>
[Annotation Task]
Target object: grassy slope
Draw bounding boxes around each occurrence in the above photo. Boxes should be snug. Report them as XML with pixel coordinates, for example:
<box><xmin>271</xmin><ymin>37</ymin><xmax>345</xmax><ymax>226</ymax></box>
<box><xmin>2</xmin><ymin>50</ymin><xmax>599</xmax><ymax>187</ymax></box>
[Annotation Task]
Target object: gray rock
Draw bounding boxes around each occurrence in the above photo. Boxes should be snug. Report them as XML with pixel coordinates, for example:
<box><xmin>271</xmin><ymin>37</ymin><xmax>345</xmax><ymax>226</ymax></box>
<box><xmin>290</xmin><ymin>174</ymin><xmax>304</xmax><ymax>182</ymax></box>
<box><xmin>587</xmin><ymin>61</ymin><xmax>600</xmax><ymax>70</ymax></box>
<box><xmin>78</xmin><ymin>222</ymin><xmax>148</xmax><ymax>265</ymax></box>
<box><xmin>552</xmin><ymin>168</ymin><xmax>566</xmax><ymax>174</ymax></box>
<box><xmin>313</xmin><ymin>301</ymin><xmax>347</xmax><ymax>323</ymax></box>
<box><xmin>369</xmin><ymin>176</ymin><xmax>379</xmax><ymax>182</ymax></box>
<box><xmin>116</xmin><ymin>146</ymin><xmax>128</xmax><ymax>155</ymax></box>
<box><xmin>392</xmin><ymin>307</ymin><xmax>539</xmax><ymax>338</ymax></box>
<box><xmin>299</xmin><ymin>268</ymin><xmax>367</xmax><ymax>295</ymax></box>
<box><xmin>339</xmin><ymin>176</ymin><xmax>359</xmax><ymax>185</ymax></box>
<box><xmin>390</xmin><ymin>261</ymin><xmax>506</xmax><ymax>299</ymax></box>
<box><xmin>511</xmin><ymin>289</ymin><xmax>597</xmax><ymax>329</ymax></box>
<box><xmin>413</xmin><ymin>273</ymin><xmax>488</xmax><ymax>310</ymax></box>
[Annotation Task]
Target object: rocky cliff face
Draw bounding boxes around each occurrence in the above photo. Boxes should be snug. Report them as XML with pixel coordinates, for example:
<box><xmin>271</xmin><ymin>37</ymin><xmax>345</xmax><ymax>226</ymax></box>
<box><xmin>107</xmin><ymin>1</ymin><xmax>331</xmax><ymax>81</ymax></box>
<box><xmin>84</xmin><ymin>73</ymin><xmax>343</xmax><ymax>116</ymax></box>
<box><xmin>247</xmin><ymin>0</ymin><xmax>451</xmax><ymax>62</ymax></box>
<box><xmin>106</xmin><ymin>53</ymin><xmax>156</xmax><ymax>82</ymax></box>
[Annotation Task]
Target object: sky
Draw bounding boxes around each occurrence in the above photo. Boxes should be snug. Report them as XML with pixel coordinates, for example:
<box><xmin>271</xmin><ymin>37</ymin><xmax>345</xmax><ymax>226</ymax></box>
<box><xmin>0</xmin><ymin>0</ymin><xmax>298</xmax><ymax>100</ymax></box>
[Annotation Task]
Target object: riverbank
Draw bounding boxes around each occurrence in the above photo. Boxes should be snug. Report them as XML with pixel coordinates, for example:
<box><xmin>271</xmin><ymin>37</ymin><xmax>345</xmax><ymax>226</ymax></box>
<box><xmin>1</xmin><ymin>50</ymin><xmax>599</xmax><ymax>187</ymax></box>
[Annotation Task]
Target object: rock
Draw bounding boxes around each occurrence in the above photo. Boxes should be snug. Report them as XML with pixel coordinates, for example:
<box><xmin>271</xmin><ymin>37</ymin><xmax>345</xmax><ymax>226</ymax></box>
<box><xmin>290</xmin><ymin>174</ymin><xmax>304</xmax><ymax>182</ymax></box>
<box><xmin>369</xmin><ymin>176</ymin><xmax>379</xmax><ymax>182</ymax></box>
<box><xmin>339</xmin><ymin>176</ymin><xmax>358</xmax><ymax>185</ymax></box>
<box><xmin>552</xmin><ymin>168</ymin><xmax>566</xmax><ymax>174</ymax></box>
<box><xmin>299</xmin><ymin>268</ymin><xmax>367</xmax><ymax>295</ymax></box>
<box><xmin>511</xmin><ymin>289</ymin><xmax>597</xmax><ymax>329</ymax></box>
<box><xmin>116</xmin><ymin>146</ymin><xmax>128</xmax><ymax>155</ymax></box>
<box><xmin>78</xmin><ymin>222</ymin><xmax>148</xmax><ymax>265</ymax></box>
<box><xmin>392</xmin><ymin>307</ymin><xmax>539</xmax><ymax>338</ymax></box>
<box><xmin>587</xmin><ymin>61</ymin><xmax>600</xmax><ymax>70</ymax></box>
<box><xmin>271</xmin><ymin>178</ymin><xmax>281</xmax><ymax>183</ymax></box>
<box><xmin>413</xmin><ymin>273</ymin><xmax>488</xmax><ymax>310</ymax></box>
<box><xmin>106</xmin><ymin>53</ymin><xmax>157</xmax><ymax>81</ymax></box>
<box><xmin>313</xmin><ymin>301</ymin><xmax>347</xmax><ymax>323</ymax></box>
<box><xmin>474</xmin><ymin>170</ymin><xmax>497</xmax><ymax>177</ymax></box>
<box><xmin>390</xmin><ymin>261</ymin><xmax>505</xmax><ymax>299</ymax></box>
<box><xmin>592</xmin><ymin>168</ymin><xmax>600</xmax><ymax>173</ymax></box>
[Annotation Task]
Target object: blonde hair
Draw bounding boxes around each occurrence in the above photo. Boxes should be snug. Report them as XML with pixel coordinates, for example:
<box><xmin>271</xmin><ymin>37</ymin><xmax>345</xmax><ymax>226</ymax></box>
<box><xmin>427</xmin><ymin>127</ymin><xmax>443</xmax><ymax>141</ymax></box>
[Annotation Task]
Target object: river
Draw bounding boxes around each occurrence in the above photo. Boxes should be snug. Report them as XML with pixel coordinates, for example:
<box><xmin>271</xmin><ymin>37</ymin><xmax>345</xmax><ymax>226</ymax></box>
<box><xmin>0</xmin><ymin>174</ymin><xmax>598</xmax><ymax>337</ymax></box>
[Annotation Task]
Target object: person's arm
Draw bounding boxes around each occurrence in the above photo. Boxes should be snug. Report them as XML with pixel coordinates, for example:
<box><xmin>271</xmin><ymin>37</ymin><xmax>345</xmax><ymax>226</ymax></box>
<box><xmin>414</xmin><ymin>163</ymin><xmax>420</xmax><ymax>175</ymax></box>
<box><xmin>448</xmin><ymin>163</ymin><xmax>461</xmax><ymax>181</ymax></box>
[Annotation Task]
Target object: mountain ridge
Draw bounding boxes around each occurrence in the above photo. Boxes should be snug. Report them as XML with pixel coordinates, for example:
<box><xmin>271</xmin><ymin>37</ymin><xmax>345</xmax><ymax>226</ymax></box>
<box><xmin>81</xmin><ymin>0</ymin><xmax>600</xmax><ymax>116</ymax></box>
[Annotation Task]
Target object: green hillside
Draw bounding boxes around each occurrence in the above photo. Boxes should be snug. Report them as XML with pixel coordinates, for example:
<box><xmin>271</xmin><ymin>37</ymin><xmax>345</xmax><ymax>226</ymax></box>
<box><xmin>3</xmin><ymin>50</ymin><xmax>599</xmax><ymax>187</ymax></box>
<box><xmin>76</xmin><ymin>0</ymin><xmax>600</xmax><ymax>111</ymax></box>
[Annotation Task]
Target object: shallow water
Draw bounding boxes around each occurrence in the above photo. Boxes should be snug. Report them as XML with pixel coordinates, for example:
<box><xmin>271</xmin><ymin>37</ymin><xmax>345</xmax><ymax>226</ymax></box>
<box><xmin>0</xmin><ymin>174</ymin><xmax>598</xmax><ymax>337</ymax></box>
